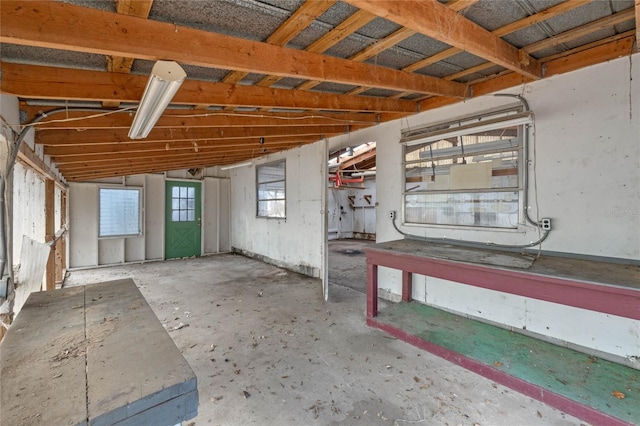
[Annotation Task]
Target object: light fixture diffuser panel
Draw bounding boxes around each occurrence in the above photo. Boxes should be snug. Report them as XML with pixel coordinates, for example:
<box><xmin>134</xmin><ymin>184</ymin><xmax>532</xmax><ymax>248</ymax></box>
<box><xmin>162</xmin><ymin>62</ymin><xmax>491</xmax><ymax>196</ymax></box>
<box><xmin>128</xmin><ymin>61</ymin><xmax>187</xmax><ymax>139</ymax></box>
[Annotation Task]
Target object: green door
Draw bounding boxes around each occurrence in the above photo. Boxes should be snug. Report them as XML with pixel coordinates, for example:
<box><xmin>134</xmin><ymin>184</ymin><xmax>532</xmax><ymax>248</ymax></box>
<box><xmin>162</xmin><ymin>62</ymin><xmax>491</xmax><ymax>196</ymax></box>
<box><xmin>165</xmin><ymin>180</ymin><xmax>202</xmax><ymax>259</ymax></box>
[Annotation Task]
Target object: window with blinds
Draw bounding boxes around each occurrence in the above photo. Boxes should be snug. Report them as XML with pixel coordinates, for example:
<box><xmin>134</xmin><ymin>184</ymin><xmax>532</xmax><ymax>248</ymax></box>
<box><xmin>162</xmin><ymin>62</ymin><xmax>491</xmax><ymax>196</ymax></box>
<box><xmin>99</xmin><ymin>188</ymin><xmax>142</xmax><ymax>237</ymax></box>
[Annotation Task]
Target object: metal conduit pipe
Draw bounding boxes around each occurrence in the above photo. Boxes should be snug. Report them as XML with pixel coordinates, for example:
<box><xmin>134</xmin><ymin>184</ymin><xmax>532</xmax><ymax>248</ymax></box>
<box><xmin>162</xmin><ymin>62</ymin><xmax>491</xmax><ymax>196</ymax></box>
<box><xmin>493</xmin><ymin>93</ymin><xmax>541</xmax><ymax>228</ymax></box>
<box><xmin>393</xmin><ymin>93</ymin><xmax>550</xmax><ymax>250</ymax></box>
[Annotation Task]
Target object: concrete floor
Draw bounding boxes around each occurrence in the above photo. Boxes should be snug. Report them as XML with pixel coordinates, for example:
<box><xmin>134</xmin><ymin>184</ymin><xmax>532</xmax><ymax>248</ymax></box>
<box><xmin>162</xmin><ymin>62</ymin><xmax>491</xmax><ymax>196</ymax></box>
<box><xmin>328</xmin><ymin>239</ymin><xmax>376</xmax><ymax>294</ymax></box>
<box><xmin>64</xmin><ymin>251</ymin><xmax>583</xmax><ymax>426</ymax></box>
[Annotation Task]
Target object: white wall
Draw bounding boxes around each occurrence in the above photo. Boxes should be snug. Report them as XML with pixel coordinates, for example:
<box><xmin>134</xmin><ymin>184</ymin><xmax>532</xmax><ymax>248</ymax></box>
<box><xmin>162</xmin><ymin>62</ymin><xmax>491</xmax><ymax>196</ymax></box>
<box><xmin>230</xmin><ymin>142</ymin><xmax>326</xmax><ymax>277</ymax></box>
<box><xmin>328</xmin><ymin>177</ymin><xmax>376</xmax><ymax>240</ymax></box>
<box><xmin>325</xmin><ymin>54</ymin><xmax>640</xmax><ymax>364</ymax></box>
<box><xmin>12</xmin><ymin>163</ymin><xmax>46</xmax><ymax>264</ymax></box>
<box><xmin>68</xmin><ymin>170</ymin><xmax>231</xmax><ymax>268</ymax></box>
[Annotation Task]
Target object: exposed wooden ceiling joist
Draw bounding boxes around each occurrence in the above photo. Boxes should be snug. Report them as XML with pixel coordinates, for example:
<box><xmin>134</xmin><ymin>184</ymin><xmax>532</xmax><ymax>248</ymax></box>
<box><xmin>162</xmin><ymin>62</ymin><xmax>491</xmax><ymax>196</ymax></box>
<box><xmin>420</xmin><ymin>34</ymin><xmax>637</xmax><ymax>111</ymax></box>
<box><xmin>380</xmin><ymin>0</ymin><xmax>591</xmax><ymax>100</ymax></box>
<box><xmin>338</xmin><ymin>147</ymin><xmax>376</xmax><ymax>170</ymax></box>
<box><xmin>25</xmin><ymin>109</ymin><xmax>381</xmax><ymax>130</ymax></box>
<box><xmin>215</xmin><ymin>0</ymin><xmax>336</xmax><ymax>109</ymax></box>
<box><xmin>37</xmin><ymin>125</ymin><xmax>362</xmax><ymax>146</ymax></box>
<box><xmin>1</xmin><ymin>0</ymin><xmax>635</xmax><ymax>182</ymax></box>
<box><xmin>1</xmin><ymin>63</ymin><xmax>418</xmax><ymax>113</ymax></box>
<box><xmin>0</xmin><ymin>1</ymin><xmax>466</xmax><ymax>98</ymax></box>
<box><xmin>44</xmin><ymin>135</ymin><xmax>319</xmax><ymax>164</ymax></box>
<box><xmin>296</xmin><ymin>0</ymin><xmax>480</xmax><ymax>93</ymax></box>
<box><xmin>221</xmin><ymin>0</ymin><xmax>336</xmax><ymax>87</ymax></box>
<box><xmin>62</xmin><ymin>157</ymin><xmax>259</xmax><ymax>181</ymax></box>
<box><xmin>636</xmin><ymin>0</ymin><xmax>640</xmax><ymax>46</ymax></box>
<box><xmin>254</xmin><ymin>8</ymin><xmax>376</xmax><ymax>91</ymax></box>
<box><xmin>103</xmin><ymin>0</ymin><xmax>153</xmax><ymax>108</ymax></box>
<box><xmin>522</xmin><ymin>7</ymin><xmax>636</xmax><ymax>55</ymax></box>
<box><xmin>343</xmin><ymin>0</ymin><xmax>542</xmax><ymax>80</ymax></box>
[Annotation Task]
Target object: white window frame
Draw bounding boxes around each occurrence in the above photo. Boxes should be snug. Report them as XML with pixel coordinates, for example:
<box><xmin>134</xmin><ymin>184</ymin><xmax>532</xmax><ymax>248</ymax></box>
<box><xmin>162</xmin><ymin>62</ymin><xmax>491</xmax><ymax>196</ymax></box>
<box><xmin>401</xmin><ymin>108</ymin><xmax>530</xmax><ymax>229</ymax></box>
<box><xmin>256</xmin><ymin>160</ymin><xmax>286</xmax><ymax>219</ymax></box>
<box><xmin>98</xmin><ymin>187</ymin><xmax>143</xmax><ymax>238</ymax></box>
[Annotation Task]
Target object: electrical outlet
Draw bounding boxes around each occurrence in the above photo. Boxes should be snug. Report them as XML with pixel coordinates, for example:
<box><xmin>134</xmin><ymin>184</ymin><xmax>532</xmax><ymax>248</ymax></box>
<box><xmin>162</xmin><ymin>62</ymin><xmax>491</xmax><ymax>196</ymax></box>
<box><xmin>389</xmin><ymin>210</ymin><xmax>396</xmax><ymax>220</ymax></box>
<box><xmin>541</xmin><ymin>218</ymin><xmax>552</xmax><ymax>231</ymax></box>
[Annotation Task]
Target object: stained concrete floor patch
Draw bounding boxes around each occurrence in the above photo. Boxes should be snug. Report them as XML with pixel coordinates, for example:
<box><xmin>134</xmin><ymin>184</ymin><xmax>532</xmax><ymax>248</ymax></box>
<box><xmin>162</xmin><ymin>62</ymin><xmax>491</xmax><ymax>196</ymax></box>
<box><xmin>64</xmin><ymin>252</ymin><xmax>581</xmax><ymax>425</ymax></box>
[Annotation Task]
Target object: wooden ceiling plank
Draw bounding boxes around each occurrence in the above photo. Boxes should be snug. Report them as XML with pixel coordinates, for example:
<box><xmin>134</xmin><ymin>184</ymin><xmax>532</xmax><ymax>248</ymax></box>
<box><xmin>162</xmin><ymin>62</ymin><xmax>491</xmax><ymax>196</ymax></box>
<box><xmin>1</xmin><ymin>63</ymin><xmax>418</xmax><ymax>113</ymax></box>
<box><xmin>63</xmin><ymin>154</ymin><xmax>282</xmax><ymax>181</ymax></box>
<box><xmin>105</xmin><ymin>0</ymin><xmax>153</xmax><ymax>107</ymax></box>
<box><xmin>492</xmin><ymin>0</ymin><xmax>591</xmax><ymax>38</ymax></box>
<box><xmin>45</xmin><ymin>134</ymin><xmax>327</xmax><ymax>156</ymax></box>
<box><xmin>443</xmin><ymin>11</ymin><xmax>635</xmax><ymax>83</ymax></box>
<box><xmin>37</xmin><ymin>124</ymin><xmax>363</xmax><ymax>146</ymax></box>
<box><xmin>420</xmin><ymin>34</ymin><xmax>636</xmax><ymax>111</ymax></box>
<box><xmin>636</xmin><ymin>0</ymin><xmax>640</xmax><ymax>47</ymax></box>
<box><xmin>218</xmin><ymin>0</ymin><xmax>336</xmax><ymax>107</ymax></box>
<box><xmin>522</xmin><ymin>7</ymin><xmax>636</xmax><ymax>55</ymax></box>
<box><xmin>253</xmin><ymin>8</ymin><xmax>376</xmax><ymax>91</ymax></box>
<box><xmin>296</xmin><ymin>26</ymin><xmax>417</xmax><ymax>92</ymax></box>
<box><xmin>0</xmin><ymin>1</ymin><xmax>465</xmax><ymax>98</ymax></box>
<box><xmin>293</xmin><ymin>0</ymin><xmax>476</xmax><ymax>93</ymax></box>
<box><xmin>55</xmin><ymin>144</ymin><xmax>310</xmax><ymax>168</ymax></box>
<box><xmin>338</xmin><ymin>148</ymin><xmax>376</xmax><ymax>170</ymax></box>
<box><xmin>388</xmin><ymin>0</ymin><xmax>594</xmax><ymax>97</ymax></box>
<box><xmin>446</xmin><ymin>0</ymin><xmax>480</xmax><ymax>13</ymax></box>
<box><xmin>540</xmin><ymin>29</ymin><xmax>636</xmax><ymax>63</ymax></box>
<box><xmin>306</xmin><ymin>9</ymin><xmax>376</xmax><ymax>54</ymax></box>
<box><xmin>343</xmin><ymin>0</ymin><xmax>541</xmax><ymax>79</ymax></box>
<box><xmin>27</xmin><ymin>109</ymin><xmax>380</xmax><ymax>130</ymax></box>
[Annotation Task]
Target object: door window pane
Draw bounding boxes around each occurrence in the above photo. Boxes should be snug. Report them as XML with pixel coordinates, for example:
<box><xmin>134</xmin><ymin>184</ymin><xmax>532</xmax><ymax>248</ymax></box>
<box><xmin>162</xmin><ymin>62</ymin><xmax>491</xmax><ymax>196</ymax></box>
<box><xmin>171</xmin><ymin>185</ymin><xmax>196</xmax><ymax>222</ymax></box>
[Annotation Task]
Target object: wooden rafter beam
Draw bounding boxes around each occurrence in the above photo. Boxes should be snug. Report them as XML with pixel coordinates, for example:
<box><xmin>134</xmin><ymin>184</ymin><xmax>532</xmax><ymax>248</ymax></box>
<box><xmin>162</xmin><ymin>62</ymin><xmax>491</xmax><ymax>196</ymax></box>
<box><xmin>17</xmin><ymin>142</ymin><xmax>66</xmax><ymax>187</ymax></box>
<box><xmin>385</xmin><ymin>0</ymin><xmax>591</xmax><ymax>99</ymax></box>
<box><xmin>441</xmin><ymin>9</ymin><xmax>635</xmax><ymax>84</ymax></box>
<box><xmin>44</xmin><ymin>135</ymin><xmax>330</xmax><ymax>158</ymax></box>
<box><xmin>255</xmin><ymin>8</ymin><xmax>376</xmax><ymax>90</ymax></box>
<box><xmin>338</xmin><ymin>148</ymin><xmax>376</xmax><ymax>170</ymax></box>
<box><xmin>213</xmin><ymin>0</ymin><xmax>336</xmax><ymax>111</ymax></box>
<box><xmin>1</xmin><ymin>63</ymin><xmax>418</xmax><ymax>113</ymax></box>
<box><xmin>36</xmin><ymin>124</ymin><xmax>364</xmax><ymax>146</ymax></box>
<box><xmin>296</xmin><ymin>0</ymin><xmax>479</xmax><ymax>92</ymax></box>
<box><xmin>104</xmin><ymin>0</ymin><xmax>153</xmax><ymax>107</ymax></box>
<box><xmin>220</xmin><ymin>0</ymin><xmax>336</xmax><ymax>86</ymax></box>
<box><xmin>64</xmin><ymin>156</ymin><xmax>268</xmax><ymax>181</ymax></box>
<box><xmin>421</xmin><ymin>34</ymin><xmax>637</xmax><ymax>111</ymax></box>
<box><xmin>0</xmin><ymin>1</ymin><xmax>466</xmax><ymax>98</ymax></box>
<box><xmin>53</xmin><ymin>142</ymin><xmax>314</xmax><ymax>166</ymax></box>
<box><xmin>25</xmin><ymin>109</ymin><xmax>381</xmax><ymax>130</ymax></box>
<box><xmin>636</xmin><ymin>0</ymin><xmax>640</xmax><ymax>47</ymax></box>
<box><xmin>343</xmin><ymin>0</ymin><xmax>541</xmax><ymax>80</ymax></box>
<box><xmin>522</xmin><ymin>7</ymin><xmax>636</xmax><ymax>55</ymax></box>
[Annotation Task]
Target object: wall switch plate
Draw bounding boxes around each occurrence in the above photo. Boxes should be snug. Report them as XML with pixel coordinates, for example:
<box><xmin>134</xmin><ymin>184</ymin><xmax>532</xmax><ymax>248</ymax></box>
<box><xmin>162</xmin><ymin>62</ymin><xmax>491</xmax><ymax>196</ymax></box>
<box><xmin>541</xmin><ymin>218</ymin><xmax>552</xmax><ymax>231</ymax></box>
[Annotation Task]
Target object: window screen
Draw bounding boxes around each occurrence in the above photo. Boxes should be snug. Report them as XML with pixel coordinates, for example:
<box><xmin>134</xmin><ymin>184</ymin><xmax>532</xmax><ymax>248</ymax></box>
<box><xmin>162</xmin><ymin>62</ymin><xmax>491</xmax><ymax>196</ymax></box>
<box><xmin>402</xmin><ymin>109</ymin><xmax>527</xmax><ymax>229</ymax></box>
<box><xmin>257</xmin><ymin>160</ymin><xmax>286</xmax><ymax>218</ymax></box>
<box><xmin>99</xmin><ymin>188</ymin><xmax>142</xmax><ymax>237</ymax></box>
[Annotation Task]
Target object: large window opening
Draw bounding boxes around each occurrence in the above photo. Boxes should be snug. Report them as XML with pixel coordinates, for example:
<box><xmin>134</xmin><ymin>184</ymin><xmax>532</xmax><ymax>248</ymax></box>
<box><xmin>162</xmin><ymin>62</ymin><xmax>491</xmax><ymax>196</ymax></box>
<box><xmin>99</xmin><ymin>187</ymin><xmax>142</xmax><ymax>237</ymax></box>
<box><xmin>257</xmin><ymin>160</ymin><xmax>286</xmax><ymax>218</ymax></box>
<box><xmin>402</xmin><ymin>108</ymin><xmax>530</xmax><ymax>229</ymax></box>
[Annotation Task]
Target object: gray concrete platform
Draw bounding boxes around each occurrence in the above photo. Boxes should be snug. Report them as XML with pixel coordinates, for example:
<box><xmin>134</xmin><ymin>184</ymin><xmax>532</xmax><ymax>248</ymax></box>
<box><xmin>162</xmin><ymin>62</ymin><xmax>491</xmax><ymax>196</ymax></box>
<box><xmin>61</xmin><ymin>253</ymin><xmax>584</xmax><ymax>425</ymax></box>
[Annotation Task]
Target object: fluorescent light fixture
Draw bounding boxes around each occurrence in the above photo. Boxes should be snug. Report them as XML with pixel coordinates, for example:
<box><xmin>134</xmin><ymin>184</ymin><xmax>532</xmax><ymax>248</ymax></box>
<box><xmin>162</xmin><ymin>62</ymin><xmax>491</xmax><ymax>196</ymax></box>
<box><xmin>128</xmin><ymin>61</ymin><xmax>187</xmax><ymax>139</ymax></box>
<box><xmin>403</xmin><ymin>112</ymin><xmax>532</xmax><ymax>146</ymax></box>
<box><xmin>220</xmin><ymin>161</ymin><xmax>252</xmax><ymax>171</ymax></box>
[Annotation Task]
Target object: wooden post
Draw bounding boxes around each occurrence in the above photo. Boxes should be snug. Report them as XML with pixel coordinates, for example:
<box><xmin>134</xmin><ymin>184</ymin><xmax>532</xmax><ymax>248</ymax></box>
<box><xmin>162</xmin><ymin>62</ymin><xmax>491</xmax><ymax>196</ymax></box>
<box><xmin>55</xmin><ymin>191</ymin><xmax>67</xmax><ymax>285</ymax></box>
<box><xmin>44</xmin><ymin>179</ymin><xmax>55</xmax><ymax>291</ymax></box>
